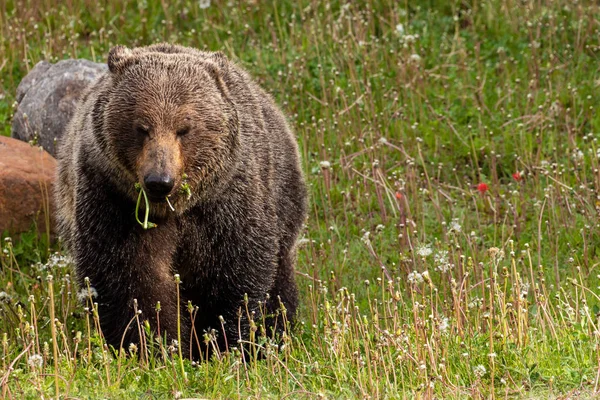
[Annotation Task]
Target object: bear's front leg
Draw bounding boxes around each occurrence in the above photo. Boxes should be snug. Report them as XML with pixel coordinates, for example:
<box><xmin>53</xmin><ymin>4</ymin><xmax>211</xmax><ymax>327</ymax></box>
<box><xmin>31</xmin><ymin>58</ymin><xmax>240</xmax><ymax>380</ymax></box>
<box><xmin>177</xmin><ymin>199</ymin><xmax>283</xmax><ymax>357</ymax></box>
<box><xmin>72</xmin><ymin>175</ymin><xmax>185</xmax><ymax>353</ymax></box>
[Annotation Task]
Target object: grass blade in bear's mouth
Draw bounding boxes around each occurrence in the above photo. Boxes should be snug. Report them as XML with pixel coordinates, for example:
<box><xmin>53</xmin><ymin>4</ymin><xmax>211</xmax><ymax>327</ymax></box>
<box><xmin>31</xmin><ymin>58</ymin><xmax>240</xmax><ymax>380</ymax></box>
<box><xmin>166</xmin><ymin>196</ymin><xmax>176</xmax><ymax>211</ymax></box>
<box><xmin>134</xmin><ymin>183</ymin><xmax>157</xmax><ymax>229</ymax></box>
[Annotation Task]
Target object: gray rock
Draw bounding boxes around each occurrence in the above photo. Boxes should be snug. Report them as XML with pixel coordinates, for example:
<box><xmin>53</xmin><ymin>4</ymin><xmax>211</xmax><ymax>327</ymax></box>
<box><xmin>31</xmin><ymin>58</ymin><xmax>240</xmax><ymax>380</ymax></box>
<box><xmin>15</xmin><ymin>61</ymin><xmax>52</xmax><ymax>103</ymax></box>
<box><xmin>12</xmin><ymin>59</ymin><xmax>107</xmax><ymax>156</ymax></box>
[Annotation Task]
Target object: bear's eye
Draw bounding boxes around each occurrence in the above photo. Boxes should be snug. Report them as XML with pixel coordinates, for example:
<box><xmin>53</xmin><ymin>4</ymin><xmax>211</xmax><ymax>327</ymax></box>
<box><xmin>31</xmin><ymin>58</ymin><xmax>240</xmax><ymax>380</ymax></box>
<box><xmin>136</xmin><ymin>126</ymin><xmax>150</xmax><ymax>137</ymax></box>
<box><xmin>176</xmin><ymin>127</ymin><xmax>191</xmax><ymax>137</ymax></box>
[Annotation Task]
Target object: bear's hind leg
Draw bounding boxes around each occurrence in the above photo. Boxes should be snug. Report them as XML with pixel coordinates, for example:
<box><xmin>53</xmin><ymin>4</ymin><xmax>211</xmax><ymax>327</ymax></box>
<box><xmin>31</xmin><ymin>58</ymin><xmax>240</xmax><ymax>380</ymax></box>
<box><xmin>264</xmin><ymin>249</ymin><xmax>299</xmax><ymax>340</ymax></box>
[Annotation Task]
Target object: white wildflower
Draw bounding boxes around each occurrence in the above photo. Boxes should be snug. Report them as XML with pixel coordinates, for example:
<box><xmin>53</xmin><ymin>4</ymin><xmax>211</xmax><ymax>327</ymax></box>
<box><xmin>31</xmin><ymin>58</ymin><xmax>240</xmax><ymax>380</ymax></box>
<box><xmin>449</xmin><ymin>219</ymin><xmax>462</xmax><ymax>233</ymax></box>
<box><xmin>520</xmin><ymin>282</ymin><xmax>530</xmax><ymax>299</ymax></box>
<box><xmin>580</xmin><ymin>305</ymin><xmax>590</xmax><ymax>317</ymax></box>
<box><xmin>434</xmin><ymin>250</ymin><xmax>452</xmax><ymax>273</ymax></box>
<box><xmin>396</xmin><ymin>24</ymin><xmax>404</xmax><ymax>35</ymax></box>
<box><xmin>473</xmin><ymin>364</ymin><xmax>487</xmax><ymax>378</ymax></box>
<box><xmin>409</xmin><ymin>54</ymin><xmax>421</xmax><ymax>63</ymax></box>
<box><xmin>438</xmin><ymin>317</ymin><xmax>449</xmax><ymax>333</ymax></box>
<box><xmin>416</xmin><ymin>244</ymin><xmax>432</xmax><ymax>258</ymax></box>
<box><xmin>76</xmin><ymin>286</ymin><xmax>98</xmax><ymax>303</ymax></box>
<box><xmin>319</xmin><ymin>160</ymin><xmax>331</xmax><ymax>169</ymax></box>
<box><xmin>404</xmin><ymin>34</ymin><xmax>416</xmax><ymax>44</ymax></box>
<box><xmin>361</xmin><ymin>231</ymin><xmax>371</xmax><ymax>244</ymax></box>
<box><xmin>0</xmin><ymin>291</ymin><xmax>11</xmax><ymax>303</ymax></box>
<box><xmin>468</xmin><ymin>297</ymin><xmax>483</xmax><ymax>309</ymax></box>
<box><xmin>488</xmin><ymin>247</ymin><xmax>504</xmax><ymax>261</ymax></box>
<box><xmin>168</xmin><ymin>339</ymin><xmax>179</xmax><ymax>353</ymax></box>
<box><xmin>28</xmin><ymin>354</ymin><xmax>43</xmax><ymax>368</ymax></box>
<box><xmin>46</xmin><ymin>252</ymin><xmax>70</xmax><ymax>269</ymax></box>
<box><xmin>199</xmin><ymin>0</ymin><xmax>210</xmax><ymax>9</ymax></box>
<box><xmin>407</xmin><ymin>271</ymin><xmax>424</xmax><ymax>284</ymax></box>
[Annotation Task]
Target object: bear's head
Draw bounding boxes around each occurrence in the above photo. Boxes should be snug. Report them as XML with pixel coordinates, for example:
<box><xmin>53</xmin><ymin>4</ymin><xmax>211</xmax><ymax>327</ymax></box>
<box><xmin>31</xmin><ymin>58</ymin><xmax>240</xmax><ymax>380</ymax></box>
<box><xmin>103</xmin><ymin>44</ymin><xmax>240</xmax><ymax>216</ymax></box>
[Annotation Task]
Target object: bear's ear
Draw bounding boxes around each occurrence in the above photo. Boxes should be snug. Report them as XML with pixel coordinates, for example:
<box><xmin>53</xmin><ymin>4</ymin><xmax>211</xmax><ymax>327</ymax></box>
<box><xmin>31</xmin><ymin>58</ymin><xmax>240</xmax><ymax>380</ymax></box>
<box><xmin>208</xmin><ymin>51</ymin><xmax>228</xmax><ymax>68</ymax></box>
<box><xmin>202</xmin><ymin>56</ymin><xmax>239</xmax><ymax>135</ymax></box>
<box><xmin>203</xmin><ymin>59</ymin><xmax>231</xmax><ymax>100</ymax></box>
<box><xmin>108</xmin><ymin>45</ymin><xmax>133</xmax><ymax>74</ymax></box>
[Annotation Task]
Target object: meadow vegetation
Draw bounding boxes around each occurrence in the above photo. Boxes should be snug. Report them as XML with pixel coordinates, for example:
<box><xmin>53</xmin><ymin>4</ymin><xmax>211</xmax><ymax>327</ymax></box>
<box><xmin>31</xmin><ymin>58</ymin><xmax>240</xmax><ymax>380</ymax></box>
<box><xmin>1</xmin><ymin>0</ymin><xmax>600</xmax><ymax>398</ymax></box>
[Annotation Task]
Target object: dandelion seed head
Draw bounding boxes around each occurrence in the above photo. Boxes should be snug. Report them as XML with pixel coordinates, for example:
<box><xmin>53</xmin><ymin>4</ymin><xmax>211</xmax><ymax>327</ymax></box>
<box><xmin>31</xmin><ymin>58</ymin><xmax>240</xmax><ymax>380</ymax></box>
<box><xmin>76</xmin><ymin>286</ymin><xmax>98</xmax><ymax>303</ymax></box>
<box><xmin>473</xmin><ymin>364</ymin><xmax>487</xmax><ymax>377</ymax></box>
<box><xmin>416</xmin><ymin>244</ymin><xmax>432</xmax><ymax>257</ymax></box>
<box><xmin>434</xmin><ymin>250</ymin><xmax>452</xmax><ymax>273</ymax></box>
<box><xmin>439</xmin><ymin>317</ymin><xmax>449</xmax><ymax>333</ymax></box>
<box><xmin>409</xmin><ymin>53</ymin><xmax>421</xmax><ymax>63</ymax></box>
<box><xmin>28</xmin><ymin>354</ymin><xmax>43</xmax><ymax>368</ymax></box>
<box><xmin>0</xmin><ymin>291</ymin><xmax>11</xmax><ymax>304</ymax></box>
<box><xmin>319</xmin><ymin>160</ymin><xmax>331</xmax><ymax>169</ymax></box>
<box><xmin>404</xmin><ymin>34</ymin><xmax>416</xmax><ymax>44</ymax></box>
<box><xmin>488</xmin><ymin>247</ymin><xmax>504</xmax><ymax>261</ymax></box>
<box><xmin>408</xmin><ymin>271</ymin><xmax>424</xmax><ymax>284</ymax></box>
<box><xmin>449</xmin><ymin>220</ymin><xmax>462</xmax><ymax>233</ymax></box>
<box><xmin>361</xmin><ymin>231</ymin><xmax>371</xmax><ymax>243</ymax></box>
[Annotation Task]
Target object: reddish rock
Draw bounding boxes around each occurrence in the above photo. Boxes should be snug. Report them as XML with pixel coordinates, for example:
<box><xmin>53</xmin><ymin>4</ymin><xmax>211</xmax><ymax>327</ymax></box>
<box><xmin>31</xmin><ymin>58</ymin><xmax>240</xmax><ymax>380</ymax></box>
<box><xmin>0</xmin><ymin>136</ymin><xmax>56</xmax><ymax>237</ymax></box>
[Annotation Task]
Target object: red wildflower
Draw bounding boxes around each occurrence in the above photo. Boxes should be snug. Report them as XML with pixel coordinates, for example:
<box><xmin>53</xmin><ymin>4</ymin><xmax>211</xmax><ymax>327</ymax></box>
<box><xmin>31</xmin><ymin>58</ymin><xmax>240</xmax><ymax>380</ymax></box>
<box><xmin>477</xmin><ymin>183</ymin><xmax>489</xmax><ymax>194</ymax></box>
<box><xmin>512</xmin><ymin>171</ymin><xmax>522</xmax><ymax>181</ymax></box>
<box><xmin>395</xmin><ymin>191</ymin><xmax>403</xmax><ymax>200</ymax></box>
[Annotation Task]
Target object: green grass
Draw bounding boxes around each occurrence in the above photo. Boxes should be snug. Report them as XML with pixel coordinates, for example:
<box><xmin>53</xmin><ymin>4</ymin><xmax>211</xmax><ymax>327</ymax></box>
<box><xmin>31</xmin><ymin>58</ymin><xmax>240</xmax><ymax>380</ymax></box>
<box><xmin>2</xmin><ymin>0</ymin><xmax>600</xmax><ymax>398</ymax></box>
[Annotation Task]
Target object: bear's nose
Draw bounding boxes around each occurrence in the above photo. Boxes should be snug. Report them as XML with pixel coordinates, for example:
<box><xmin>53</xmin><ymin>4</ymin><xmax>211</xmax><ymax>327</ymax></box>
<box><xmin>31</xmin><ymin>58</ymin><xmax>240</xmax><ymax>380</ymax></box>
<box><xmin>143</xmin><ymin>174</ymin><xmax>175</xmax><ymax>199</ymax></box>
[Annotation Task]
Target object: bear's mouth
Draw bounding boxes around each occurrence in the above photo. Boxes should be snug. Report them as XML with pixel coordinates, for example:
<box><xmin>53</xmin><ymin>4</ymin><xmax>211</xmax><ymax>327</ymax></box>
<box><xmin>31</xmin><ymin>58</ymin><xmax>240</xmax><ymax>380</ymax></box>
<box><xmin>142</xmin><ymin>184</ymin><xmax>178</xmax><ymax>204</ymax></box>
<box><xmin>146</xmin><ymin>194</ymin><xmax>168</xmax><ymax>203</ymax></box>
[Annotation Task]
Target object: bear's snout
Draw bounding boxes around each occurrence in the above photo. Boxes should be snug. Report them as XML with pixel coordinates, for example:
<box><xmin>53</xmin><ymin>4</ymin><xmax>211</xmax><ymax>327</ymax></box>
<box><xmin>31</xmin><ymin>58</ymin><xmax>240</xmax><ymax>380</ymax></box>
<box><xmin>137</xmin><ymin>132</ymin><xmax>183</xmax><ymax>202</ymax></box>
<box><xmin>143</xmin><ymin>173</ymin><xmax>175</xmax><ymax>200</ymax></box>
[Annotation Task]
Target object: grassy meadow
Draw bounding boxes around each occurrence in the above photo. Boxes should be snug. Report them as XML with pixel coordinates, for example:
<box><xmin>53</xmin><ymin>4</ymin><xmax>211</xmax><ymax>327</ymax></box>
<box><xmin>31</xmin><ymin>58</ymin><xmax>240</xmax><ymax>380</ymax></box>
<box><xmin>1</xmin><ymin>0</ymin><xmax>600</xmax><ymax>398</ymax></box>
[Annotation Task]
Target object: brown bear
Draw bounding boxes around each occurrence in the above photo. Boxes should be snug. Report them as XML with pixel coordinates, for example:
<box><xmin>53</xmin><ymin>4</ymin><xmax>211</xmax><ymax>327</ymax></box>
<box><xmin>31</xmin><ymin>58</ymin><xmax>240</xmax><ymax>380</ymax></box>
<box><xmin>55</xmin><ymin>43</ymin><xmax>307</xmax><ymax>358</ymax></box>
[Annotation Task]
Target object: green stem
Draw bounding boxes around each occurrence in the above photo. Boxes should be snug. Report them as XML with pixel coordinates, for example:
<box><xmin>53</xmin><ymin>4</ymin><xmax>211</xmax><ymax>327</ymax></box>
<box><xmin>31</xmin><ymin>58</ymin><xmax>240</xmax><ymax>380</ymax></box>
<box><xmin>135</xmin><ymin>185</ymin><xmax>156</xmax><ymax>229</ymax></box>
<box><xmin>166</xmin><ymin>196</ymin><xmax>176</xmax><ymax>212</ymax></box>
<box><xmin>174</xmin><ymin>274</ymin><xmax>187</xmax><ymax>382</ymax></box>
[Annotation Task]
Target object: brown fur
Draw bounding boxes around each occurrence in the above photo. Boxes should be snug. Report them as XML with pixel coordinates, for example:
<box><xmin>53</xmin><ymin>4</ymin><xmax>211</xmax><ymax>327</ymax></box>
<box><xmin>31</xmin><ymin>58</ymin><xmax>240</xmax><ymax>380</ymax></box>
<box><xmin>55</xmin><ymin>44</ymin><xmax>307</xmax><ymax>357</ymax></box>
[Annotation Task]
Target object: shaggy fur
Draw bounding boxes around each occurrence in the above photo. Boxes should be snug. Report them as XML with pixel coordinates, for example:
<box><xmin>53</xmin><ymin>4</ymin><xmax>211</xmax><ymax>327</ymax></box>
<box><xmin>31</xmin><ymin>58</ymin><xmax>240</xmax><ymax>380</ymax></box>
<box><xmin>55</xmin><ymin>44</ymin><xmax>307</xmax><ymax>357</ymax></box>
